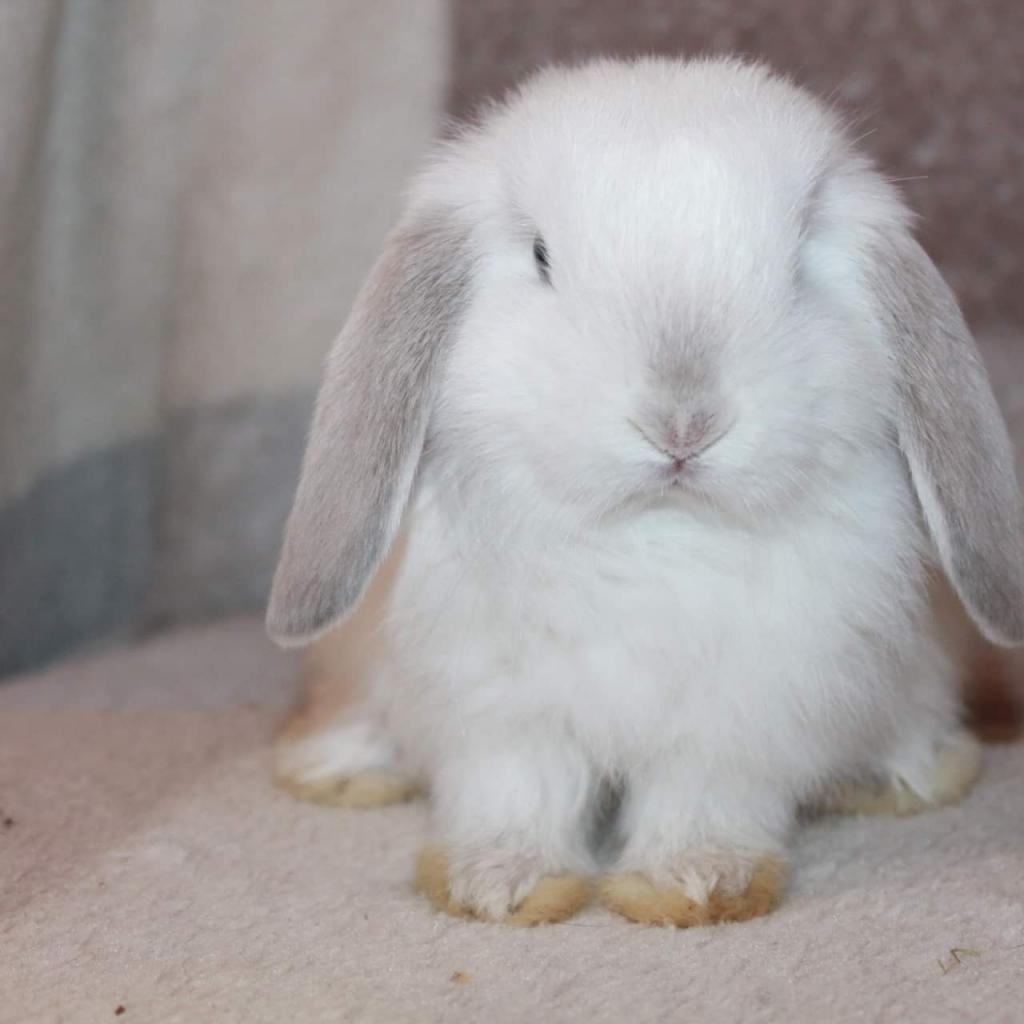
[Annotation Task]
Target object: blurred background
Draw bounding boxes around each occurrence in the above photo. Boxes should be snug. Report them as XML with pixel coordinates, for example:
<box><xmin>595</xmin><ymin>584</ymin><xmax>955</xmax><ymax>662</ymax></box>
<box><xmin>2</xmin><ymin>0</ymin><xmax>1023</xmax><ymax>701</ymax></box>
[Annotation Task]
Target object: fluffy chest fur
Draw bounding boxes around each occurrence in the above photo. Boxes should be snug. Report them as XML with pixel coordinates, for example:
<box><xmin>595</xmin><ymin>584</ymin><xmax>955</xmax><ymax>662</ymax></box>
<box><xmin>387</xmin><ymin>445</ymin><xmax>930</xmax><ymax>787</ymax></box>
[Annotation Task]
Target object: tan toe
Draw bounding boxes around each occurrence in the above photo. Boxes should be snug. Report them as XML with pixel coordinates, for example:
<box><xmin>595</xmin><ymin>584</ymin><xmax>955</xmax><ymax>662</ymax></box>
<box><xmin>277</xmin><ymin>770</ymin><xmax>419</xmax><ymax>808</ymax></box>
<box><xmin>414</xmin><ymin>846</ymin><xmax>591</xmax><ymax>925</ymax></box>
<box><xmin>829</xmin><ymin>736</ymin><xmax>983</xmax><ymax>818</ymax></box>
<box><xmin>601</xmin><ymin>857</ymin><xmax>786</xmax><ymax>927</ymax></box>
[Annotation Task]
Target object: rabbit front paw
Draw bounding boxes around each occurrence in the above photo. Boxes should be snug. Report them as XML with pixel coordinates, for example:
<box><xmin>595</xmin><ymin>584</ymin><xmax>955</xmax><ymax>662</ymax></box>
<box><xmin>601</xmin><ymin>850</ymin><xmax>786</xmax><ymax>927</ymax></box>
<box><xmin>415</xmin><ymin>846</ymin><xmax>591</xmax><ymax>925</ymax></box>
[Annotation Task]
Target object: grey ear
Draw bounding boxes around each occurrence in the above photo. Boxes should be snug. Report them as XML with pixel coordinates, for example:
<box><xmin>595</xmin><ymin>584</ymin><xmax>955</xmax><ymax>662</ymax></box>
<box><xmin>870</xmin><ymin>228</ymin><xmax>1024</xmax><ymax>645</ymax></box>
<box><xmin>266</xmin><ymin>211</ymin><xmax>474</xmax><ymax>646</ymax></box>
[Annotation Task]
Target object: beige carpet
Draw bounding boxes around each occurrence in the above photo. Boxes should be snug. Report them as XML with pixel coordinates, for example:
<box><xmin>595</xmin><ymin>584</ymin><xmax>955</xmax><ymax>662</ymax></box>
<box><xmin>2</xmin><ymin>618</ymin><xmax>1023</xmax><ymax>1023</ymax></box>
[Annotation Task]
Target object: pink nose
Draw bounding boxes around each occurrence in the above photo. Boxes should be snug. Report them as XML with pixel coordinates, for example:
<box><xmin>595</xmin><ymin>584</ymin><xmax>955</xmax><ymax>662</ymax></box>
<box><xmin>659</xmin><ymin>411</ymin><xmax>715</xmax><ymax>462</ymax></box>
<box><xmin>629</xmin><ymin>410</ymin><xmax>723</xmax><ymax>469</ymax></box>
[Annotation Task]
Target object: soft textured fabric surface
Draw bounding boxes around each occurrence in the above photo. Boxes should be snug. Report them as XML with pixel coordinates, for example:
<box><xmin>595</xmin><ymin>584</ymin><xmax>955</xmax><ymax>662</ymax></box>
<box><xmin>2</xmin><ymin>618</ymin><xmax>1023</xmax><ymax>1023</ymax></box>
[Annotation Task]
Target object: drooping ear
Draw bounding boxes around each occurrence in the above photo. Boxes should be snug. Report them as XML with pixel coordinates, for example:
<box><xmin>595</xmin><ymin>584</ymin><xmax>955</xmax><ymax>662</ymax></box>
<box><xmin>868</xmin><ymin>226</ymin><xmax>1024</xmax><ymax>645</ymax></box>
<box><xmin>266</xmin><ymin>209</ymin><xmax>475</xmax><ymax>646</ymax></box>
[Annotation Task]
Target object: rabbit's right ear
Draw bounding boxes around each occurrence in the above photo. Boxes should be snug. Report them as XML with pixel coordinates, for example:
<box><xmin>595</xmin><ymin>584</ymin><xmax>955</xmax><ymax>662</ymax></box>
<box><xmin>266</xmin><ymin>209</ymin><xmax>475</xmax><ymax>646</ymax></box>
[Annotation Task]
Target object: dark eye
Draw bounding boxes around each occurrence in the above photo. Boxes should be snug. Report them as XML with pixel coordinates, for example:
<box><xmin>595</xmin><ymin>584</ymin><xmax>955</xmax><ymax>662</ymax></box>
<box><xmin>532</xmin><ymin>234</ymin><xmax>551</xmax><ymax>284</ymax></box>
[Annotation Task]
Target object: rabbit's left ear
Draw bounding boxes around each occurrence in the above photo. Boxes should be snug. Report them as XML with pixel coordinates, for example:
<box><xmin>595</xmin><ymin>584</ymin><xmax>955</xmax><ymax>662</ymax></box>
<box><xmin>869</xmin><ymin>226</ymin><xmax>1024</xmax><ymax>645</ymax></box>
<box><xmin>266</xmin><ymin>209</ymin><xmax>475</xmax><ymax>646</ymax></box>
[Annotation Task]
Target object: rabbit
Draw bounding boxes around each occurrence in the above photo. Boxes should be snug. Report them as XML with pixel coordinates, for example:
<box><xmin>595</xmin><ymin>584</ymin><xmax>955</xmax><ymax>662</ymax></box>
<box><xmin>266</xmin><ymin>56</ymin><xmax>1024</xmax><ymax>926</ymax></box>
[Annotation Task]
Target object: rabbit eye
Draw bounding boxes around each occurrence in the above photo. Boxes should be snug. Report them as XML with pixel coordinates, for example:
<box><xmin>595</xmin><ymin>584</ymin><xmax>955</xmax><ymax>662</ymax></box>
<box><xmin>532</xmin><ymin>235</ymin><xmax>551</xmax><ymax>284</ymax></box>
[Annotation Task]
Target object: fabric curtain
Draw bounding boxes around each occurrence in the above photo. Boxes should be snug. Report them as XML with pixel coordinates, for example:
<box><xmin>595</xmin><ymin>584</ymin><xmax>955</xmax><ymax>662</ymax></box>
<box><xmin>0</xmin><ymin>0</ymin><xmax>447</xmax><ymax>674</ymax></box>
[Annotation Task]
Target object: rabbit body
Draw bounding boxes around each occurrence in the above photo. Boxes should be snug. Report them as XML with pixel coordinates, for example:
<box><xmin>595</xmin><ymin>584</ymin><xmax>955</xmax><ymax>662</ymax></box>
<box><xmin>269</xmin><ymin>58</ymin><xmax>1018</xmax><ymax>924</ymax></box>
<box><xmin>350</xmin><ymin>455</ymin><xmax>959</xmax><ymax>917</ymax></box>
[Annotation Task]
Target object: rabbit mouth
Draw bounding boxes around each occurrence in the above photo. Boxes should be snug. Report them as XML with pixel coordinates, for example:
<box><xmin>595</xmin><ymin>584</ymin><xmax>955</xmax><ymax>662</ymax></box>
<box><xmin>658</xmin><ymin>457</ymin><xmax>711</xmax><ymax>493</ymax></box>
<box><xmin>662</xmin><ymin>458</ymin><xmax>695</xmax><ymax>483</ymax></box>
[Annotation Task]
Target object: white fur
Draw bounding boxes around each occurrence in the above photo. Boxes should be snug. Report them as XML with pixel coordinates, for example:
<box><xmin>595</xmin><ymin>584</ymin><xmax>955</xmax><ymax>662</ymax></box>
<box><xmin>275</xmin><ymin>718</ymin><xmax>397</xmax><ymax>785</ymax></box>
<box><xmin>309</xmin><ymin>58</ymin><xmax>970</xmax><ymax>914</ymax></box>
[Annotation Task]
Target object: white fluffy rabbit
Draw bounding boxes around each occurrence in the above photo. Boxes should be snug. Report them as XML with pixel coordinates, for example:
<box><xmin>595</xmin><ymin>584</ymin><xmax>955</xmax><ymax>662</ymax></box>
<box><xmin>267</xmin><ymin>57</ymin><xmax>1024</xmax><ymax>926</ymax></box>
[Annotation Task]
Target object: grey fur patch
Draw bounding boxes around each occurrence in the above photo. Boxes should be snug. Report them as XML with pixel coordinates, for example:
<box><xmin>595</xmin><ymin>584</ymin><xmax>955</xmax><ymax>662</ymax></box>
<box><xmin>266</xmin><ymin>211</ymin><xmax>475</xmax><ymax>644</ymax></box>
<box><xmin>871</xmin><ymin>230</ymin><xmax>1024</xmax><ymax>645</ymax></box>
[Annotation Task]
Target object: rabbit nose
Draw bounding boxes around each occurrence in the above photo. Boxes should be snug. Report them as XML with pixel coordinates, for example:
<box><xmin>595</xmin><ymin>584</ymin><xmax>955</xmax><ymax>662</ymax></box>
<box><xmin>631</xmin><ymin>410</ymin><xmax>719</xmax><ymax>464</ymax></box>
